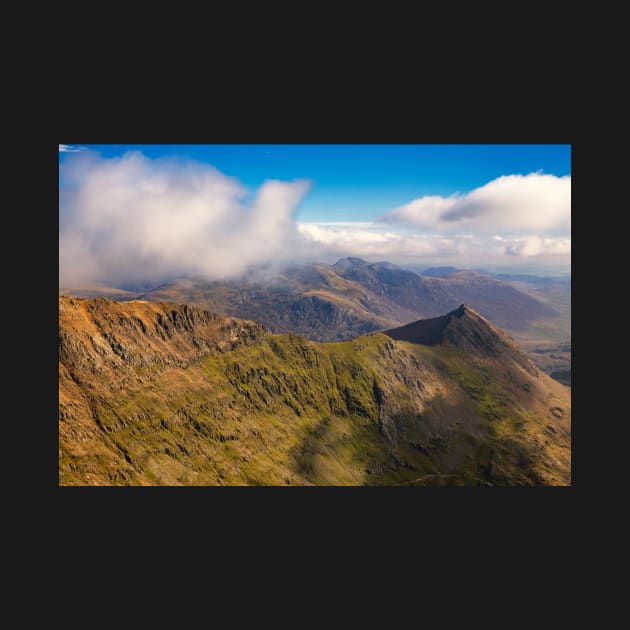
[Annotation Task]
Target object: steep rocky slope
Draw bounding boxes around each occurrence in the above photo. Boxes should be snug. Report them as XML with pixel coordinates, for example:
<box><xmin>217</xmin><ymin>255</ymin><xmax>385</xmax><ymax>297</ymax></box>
<box><xmin>59</xmin><ymin>298</ymin><xmax>571</xmax><ymax>486</ymax></box>
<box><xmin>59</xmin><ymin>297</ymin><xmax>267</xmax><ymax>485</ymax></box>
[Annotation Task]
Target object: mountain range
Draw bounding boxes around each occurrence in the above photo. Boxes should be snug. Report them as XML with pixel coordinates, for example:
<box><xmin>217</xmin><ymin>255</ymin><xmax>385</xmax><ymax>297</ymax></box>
<box><xmin>135</xmin><ymin>257</ymin><xmax>557</xmax><ymax>333</ymax></box>
<box><xmin>59</xmin><ymin>296</ymin><xmax>571</xmax><ymax>486</ymax></box>
<box><xmin>112</xmin><ymin>258</ymin><xmax>568</xmax><ymax>383</ymax></box>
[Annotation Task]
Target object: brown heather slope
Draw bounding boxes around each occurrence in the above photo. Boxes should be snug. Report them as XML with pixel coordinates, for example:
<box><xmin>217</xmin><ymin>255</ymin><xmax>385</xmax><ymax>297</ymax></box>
<box><xmin>59</xmin><ymin>298</ymin><xmax>570</xmax><ymax>486</ymax></box>
<box><xmin>59</xmin><ymin>297</ymin><xmax>267</xmax><ymax>484</ymax></box>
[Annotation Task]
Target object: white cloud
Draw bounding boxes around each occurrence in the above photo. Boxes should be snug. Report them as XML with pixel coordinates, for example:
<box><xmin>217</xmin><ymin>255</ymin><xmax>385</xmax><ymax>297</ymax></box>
<box><xmin>380</xmin><ymin>173</ymin><xmax>570</xmax><ymax>237</ymax></box>
<box><xmin>59</xmin><ymin>144</ymin><xmax>87</xmax><ymax>153</ymax></box>
<box><xmin>59</xmin><ymin>151</ymin><xmax>310</xmax><ymax>287</ymax></box>
<box><xmin>298</xmin><ymin>222</ymin><xmax>458</xmax><ymax>258</ymax></box>
<box><xmin>504</xmin><ymin>236</ymin><xmax>571</xmax><ymax>257</ymax></box>
<box><xmin>59</xmin><ymin>155</ymin><xmax>571</xmax><ymax>289</ymax></box>
<box><xmin>298</xmin><ymin>222</ymin><xmax>570</xmax><ymax>268</ymax></box>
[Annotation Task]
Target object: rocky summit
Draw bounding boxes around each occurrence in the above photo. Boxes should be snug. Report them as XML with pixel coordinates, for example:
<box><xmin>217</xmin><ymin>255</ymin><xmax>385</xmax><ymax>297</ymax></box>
<box><xmin>385</xmin><ymin>304</ymin><xmax>536</xmax><ymax>373</ymax></box>
<box><xmin>59</xmin><ymin>297</ymin><xmax>571</xmax><ymax>486</ymax></box>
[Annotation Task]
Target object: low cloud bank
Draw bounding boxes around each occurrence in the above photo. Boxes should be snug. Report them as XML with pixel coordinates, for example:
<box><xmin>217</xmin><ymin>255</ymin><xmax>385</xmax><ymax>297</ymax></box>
<box><xmin>60</xmin><ymin>153</ymin><xmax>570</xmax><ymax>289</ymax></box>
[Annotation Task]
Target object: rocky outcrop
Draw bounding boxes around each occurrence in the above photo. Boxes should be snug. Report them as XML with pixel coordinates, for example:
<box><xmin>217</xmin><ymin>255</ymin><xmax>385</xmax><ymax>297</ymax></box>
<box><xmin>59</xmin><ymin>297</ymin><xmax>268</xmax><ymax>377</ymax></box>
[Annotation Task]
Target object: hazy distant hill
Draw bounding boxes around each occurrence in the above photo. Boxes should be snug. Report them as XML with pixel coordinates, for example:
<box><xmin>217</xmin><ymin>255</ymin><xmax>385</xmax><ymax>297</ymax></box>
<box><xmin>59</xmin><ymin>297</ymin><xmax>570</xmax><ymax>486</ymax></box>
<box><xmin>139</xmin><ymin>257</ymin><xmax>557</xmax><ymax>337</ymax></box>
<box><xmin>489</xmin><ymin>273</ymin><xmax>571</xmax><ymax>384</ymax></box>
<box><xmin>420</xmin><ymin>266</ymin><xmax>461</xmax><ymax>277</ymax></box>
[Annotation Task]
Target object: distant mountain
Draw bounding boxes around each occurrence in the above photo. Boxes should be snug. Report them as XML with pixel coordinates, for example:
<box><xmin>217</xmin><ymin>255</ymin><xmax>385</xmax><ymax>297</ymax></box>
<box><xmin>492</xmin><ymin>273</ymin><xmax>571</xmax><ymax>288</ymax></box>
<box><xmin>138</xmin><ymin>257</ymin><xmax>557</xmax><ymax>340</ymax></box>
<box><xmin>59</xmin><ymin>286</ymin><xmax>142</xmax><ymax>301</ymax></box>
<box><xmin>420</xmin><ymin>266</ymin><xmax>461</xmax><ymax>277</ymax></box>
<box><xmin>139</xmin><ymin>263</ymin><xmax>396</xmax><ymax>342</ymax></box>
<box><xmin>59</xmin><ymin>297</ymin><xmax>571</xmax><ymax>485</ymax></box>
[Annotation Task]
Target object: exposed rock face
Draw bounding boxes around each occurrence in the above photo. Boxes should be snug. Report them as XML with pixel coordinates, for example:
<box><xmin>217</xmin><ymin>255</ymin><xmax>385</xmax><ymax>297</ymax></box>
<box><xmin>59</xmin><ymin>297</ymin><xmax>268</xmax><ymax>377</ymax></box>
<box><xmin>59</xmin><ymin>297</ymin><xmax>269</xmax><ymax>486</ymax></box>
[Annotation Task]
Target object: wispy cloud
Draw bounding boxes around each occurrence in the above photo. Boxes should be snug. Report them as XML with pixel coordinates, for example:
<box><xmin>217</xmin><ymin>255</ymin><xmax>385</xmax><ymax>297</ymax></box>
<box><xmin>298</xmin><ymin>222</ymin><xmax>570</xmax><ymax>265</ymax></box>
<box><xmin>59</xmin><ymin>144</ymin><xmax>87</xmax><ymax>153</ymax></box>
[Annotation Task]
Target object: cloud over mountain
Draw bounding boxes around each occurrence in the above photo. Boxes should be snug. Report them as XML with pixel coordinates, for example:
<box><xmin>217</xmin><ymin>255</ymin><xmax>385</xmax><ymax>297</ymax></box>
<box><xmin>60</xmin><ymin>151</ymin><xmax>311</xmax><ymax>287</ymax></box>
<box><xmin>60</xmin><ymin>152</ymin><xmax>570</xmax><ymax>289</ymax></box>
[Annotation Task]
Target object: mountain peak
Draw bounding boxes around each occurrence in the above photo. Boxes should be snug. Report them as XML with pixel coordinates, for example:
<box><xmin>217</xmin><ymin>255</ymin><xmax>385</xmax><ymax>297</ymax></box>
<box><xmin>333</xmin><ymin>256</ymin><xmax>369</xmax><ymax>269</ymax></box>
<box><xmin>452</xmin><ymin>303</ymin><xmax>469</xmax><ymax>316</ymax></box>
<box><xmin>383</xmin><ymin>304</ymin><xmax>534</xmax><ymax>371</ymax></box>
<box><xmin>449</xmin><ymin>303</ymin><xmax>485</xmax><ymax>320</ymax></box>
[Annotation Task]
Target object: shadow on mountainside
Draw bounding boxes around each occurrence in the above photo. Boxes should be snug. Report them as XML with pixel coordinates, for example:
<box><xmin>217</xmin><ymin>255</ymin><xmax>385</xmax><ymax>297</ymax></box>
<box><xmin>287</xmin><ymin>380</ymin><xmax>570</xmax><ymax>487</ymax></box>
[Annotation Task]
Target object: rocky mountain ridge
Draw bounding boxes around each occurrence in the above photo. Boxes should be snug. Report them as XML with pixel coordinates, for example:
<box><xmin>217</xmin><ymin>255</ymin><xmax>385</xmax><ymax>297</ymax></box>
<box><xmin>59</xmin><ymin>297</ymin><xmax>570</xmax><ymax>486</ymax></box>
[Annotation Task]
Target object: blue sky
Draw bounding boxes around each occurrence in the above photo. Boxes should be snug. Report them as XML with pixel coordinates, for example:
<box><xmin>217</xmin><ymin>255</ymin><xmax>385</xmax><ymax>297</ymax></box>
<box><xmin>60</xmin><ymin>144</ymin><xmax>570</xmax><ymax>222</ymax></box>
<box><xmin>59</xmin><ymin>144</ymin><xmax>571</xmax><ymax>287</ymax></box>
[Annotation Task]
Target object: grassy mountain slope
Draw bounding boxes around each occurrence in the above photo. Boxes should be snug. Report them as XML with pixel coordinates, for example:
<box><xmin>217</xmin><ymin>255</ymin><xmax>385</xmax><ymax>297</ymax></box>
<box><xmin>59</xmin><ymin>297</ymin><xmax>571</xmax><ymax>486</ymax></box>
